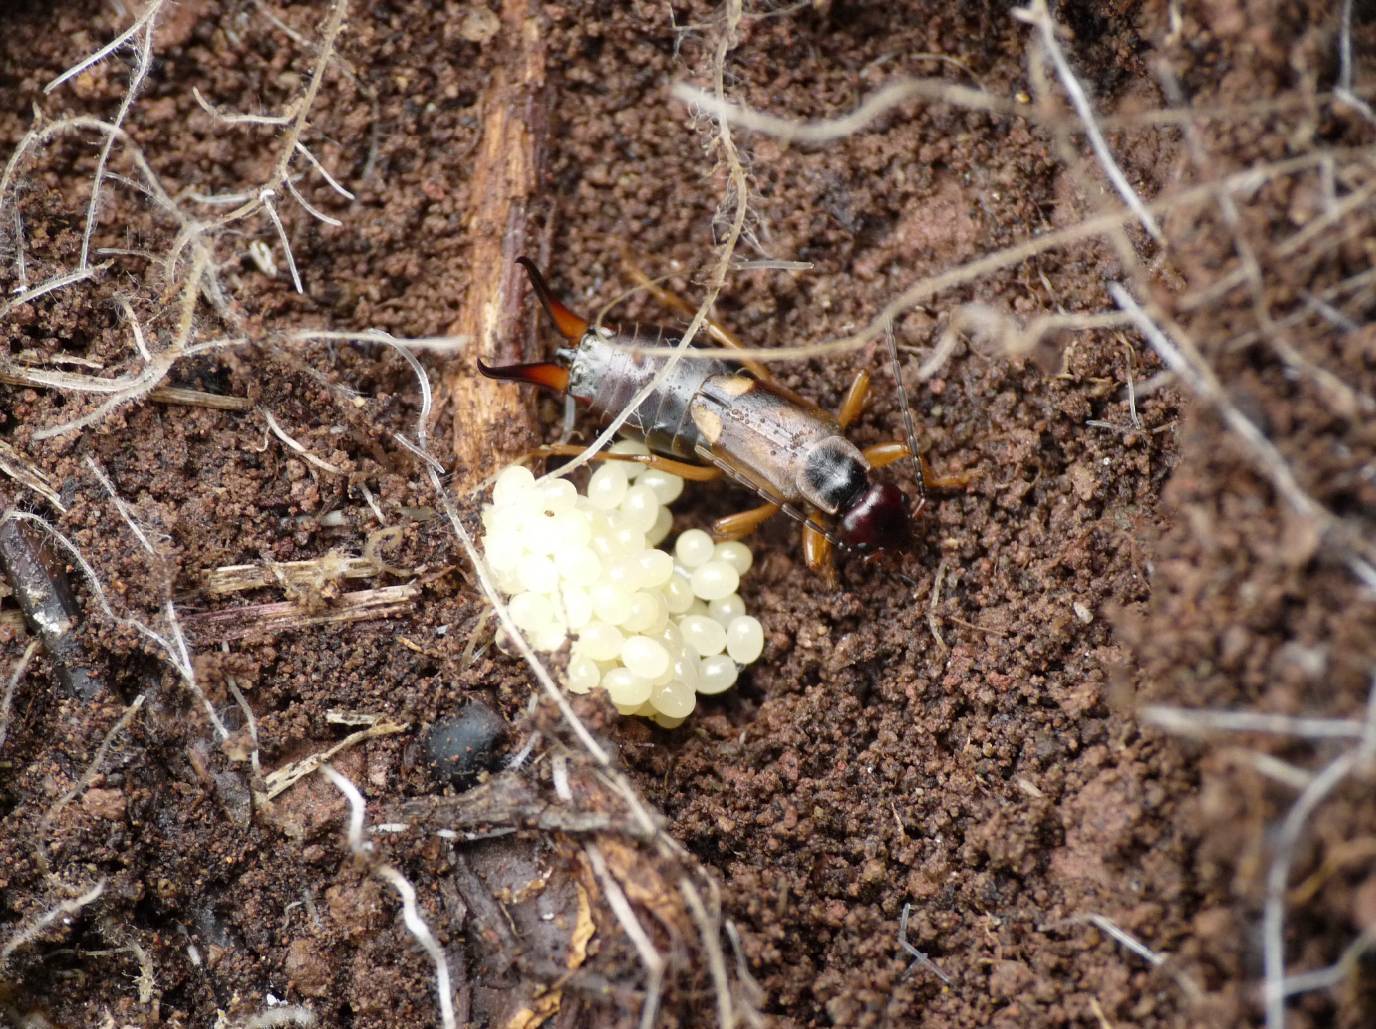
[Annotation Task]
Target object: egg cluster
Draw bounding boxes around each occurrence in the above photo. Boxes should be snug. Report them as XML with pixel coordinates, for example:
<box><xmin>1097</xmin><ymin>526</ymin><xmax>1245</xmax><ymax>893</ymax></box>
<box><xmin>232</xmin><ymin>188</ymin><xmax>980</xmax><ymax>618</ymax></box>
<box><xmin>481</xmin><ymin>445</ymin><xmax>764</xmax><ymax>728</ymax></box>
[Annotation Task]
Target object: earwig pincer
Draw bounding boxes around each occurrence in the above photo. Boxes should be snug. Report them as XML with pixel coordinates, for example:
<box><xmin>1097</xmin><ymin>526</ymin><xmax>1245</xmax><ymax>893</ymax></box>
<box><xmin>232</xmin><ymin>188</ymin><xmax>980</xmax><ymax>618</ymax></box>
<box><xmin>479</xmin><ymin>258</ymin><xmax>959</xmax><ymax>579</ymax></box>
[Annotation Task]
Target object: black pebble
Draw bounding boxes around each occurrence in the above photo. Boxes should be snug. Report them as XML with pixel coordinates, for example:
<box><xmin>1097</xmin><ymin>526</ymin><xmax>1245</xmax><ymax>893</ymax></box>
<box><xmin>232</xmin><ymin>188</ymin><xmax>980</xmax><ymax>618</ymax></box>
<box><xmin>424</xmin><ymin>702</ymin><xmax>508</xmax><ymax>786</ymax></box>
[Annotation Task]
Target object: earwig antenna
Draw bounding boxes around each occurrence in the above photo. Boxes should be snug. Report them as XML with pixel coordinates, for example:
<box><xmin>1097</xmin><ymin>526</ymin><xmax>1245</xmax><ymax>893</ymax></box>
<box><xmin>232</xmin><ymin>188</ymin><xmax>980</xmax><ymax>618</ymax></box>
<box><xmin>516</xmin><ymin>257</ymin><xmax>589</xmax><ymax>341</ymax></box>
<box><xmin>884</xmin><ymin>320</ymin><xmax>927</xmax><ymax>517</ymax></box>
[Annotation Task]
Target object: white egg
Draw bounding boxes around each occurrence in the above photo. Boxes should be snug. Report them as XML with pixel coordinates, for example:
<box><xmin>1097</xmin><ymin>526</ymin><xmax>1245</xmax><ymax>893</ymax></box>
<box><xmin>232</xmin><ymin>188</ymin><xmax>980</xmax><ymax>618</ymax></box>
<box><xmin>647</xmin><ymin>505</ymin><xmax>674</xmax><ymax>546</ymax></box>
<box><xmin>651</xmin><ymin>679</ymin><xmax>695</xmax><ymax>719</ymax></box>
<box><xmin>587</xmin><ymin>463</ymin><xmax>629</xmax><ymax>510</ymax></box>
<box><xmin>697</xmin><ymin>655</ymin><xmax>738</xmax><ymax>695</ymax></box>
<box><xmin>492</xmin><ymin>464</ymin><xmax>535</xmax><ymax>507</ymax></box>
<box><xmin>713</xmin><ymin>540</ymin><xmax>753</xmax><ymax>575</ymax></box>
<box><xmin>603</xmin><ymin>668</ymin><xmax>652</xmax><ymax>707</ymax></box>
<box><xmin>691</xmin><ymin>559</ymin><xmax>739</xmax><ymax>601</ymax></box>
<box><xmin>621</xmin><ymin>635</ymin><xmax>671</xmax><ymax>681</ymax></box>
<box><xmin>680</xmin><ymin>614</ymin><xmax>727</xmax><ymax>657</ymax></box>
<box><xmin>579</xmin><ymin>621</ymin><xmax>624</xmax><ymax>661</ymax></box>
<box><xmin>708</xmin><ymin>593</ymin><xmax>745</xmax><ymax>625</ymax></box>
<box><xmin>567</xmin><ymin>655</ymin><xmax>601</xmax><ymax>694</ymax></box>
<box><xmin>639</xmin><ymin>469</ymin><xmax>685</xmax><ymax>505</ymax></box>
<box><xmin>674</xmin><ymin>528</ymin><xmax>715</xmax><ymax>568</ymax></box>
<box><xmin>726</xmin><ymin>615</ymin><xmax>765</xmax><ymax>664</ymax></box>
<box><xmin>619</xmin><ymin>483</ymin><xmax>661</xmax><ymax>534</ymax></box>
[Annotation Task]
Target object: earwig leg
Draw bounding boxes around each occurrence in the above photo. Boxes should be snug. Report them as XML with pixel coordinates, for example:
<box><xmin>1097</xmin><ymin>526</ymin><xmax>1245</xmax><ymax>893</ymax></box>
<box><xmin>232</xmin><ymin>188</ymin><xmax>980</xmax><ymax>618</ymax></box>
<box><xmin>864</xmin><ymin>441</ymin><xmax>972</xmax><ymax>490</ymax></box>
<box><xmin>527</xmin><ymin>443</ymin><xmax>723</xmax><ymax>482</ymax></box>
<box><xmin>802</xmin><ymin>523</ymin><xmax>837</xmax><ymax>586</ymax></box>
<box><xmin>863</xmin><ymin>441</ymin><xmax>911</xmax><ymax>470</ymax></box>
<box><xmin>920</xmin><ymin>457</ymin><xmax>973</xmax><ymax>491</ymax></box>
<box><xmin>711</xmin><ymin>501</ymin><xmax>781</xmax><ymax>542</ymax></box>
<box><xmin>836</xmin><ymin>368</ymin><xmax>872</xmax><ymax>429</ymax></box>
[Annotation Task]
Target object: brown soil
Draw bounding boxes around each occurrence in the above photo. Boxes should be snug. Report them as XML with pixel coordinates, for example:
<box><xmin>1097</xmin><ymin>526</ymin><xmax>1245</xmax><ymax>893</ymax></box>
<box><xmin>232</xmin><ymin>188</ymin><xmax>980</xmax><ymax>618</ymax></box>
<box><xmin>3</xmin><ymin>1</ymin><xmax>1375</xmax><ymax>1027</ymax></box>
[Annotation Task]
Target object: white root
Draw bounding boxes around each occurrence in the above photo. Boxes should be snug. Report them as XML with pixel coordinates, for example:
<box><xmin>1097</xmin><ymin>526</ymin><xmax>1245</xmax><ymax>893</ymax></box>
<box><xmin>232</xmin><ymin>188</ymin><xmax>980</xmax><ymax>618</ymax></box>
<box><xmin>319</xmin><ymin>765</ymin><xmax>456</xmax><ymax>1029</ymax></box>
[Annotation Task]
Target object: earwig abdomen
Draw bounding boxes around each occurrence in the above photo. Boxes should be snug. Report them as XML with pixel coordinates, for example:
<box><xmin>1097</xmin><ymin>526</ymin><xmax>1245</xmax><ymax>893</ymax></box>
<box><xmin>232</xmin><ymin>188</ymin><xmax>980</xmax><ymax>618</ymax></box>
<box><xmin>567</xmin><ymin>328</ymin><xmax>732</xmax><ymax>459</ymax></box>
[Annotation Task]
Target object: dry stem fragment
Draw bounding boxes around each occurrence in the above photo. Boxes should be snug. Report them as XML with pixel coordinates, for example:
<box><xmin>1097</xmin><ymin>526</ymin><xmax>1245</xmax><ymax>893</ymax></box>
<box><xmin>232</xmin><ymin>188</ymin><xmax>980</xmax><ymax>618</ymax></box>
<box><xmin>445</xmin><ymin>0</ymin><xmax>548</xmax><ymax>488</ymax></box>
<box><xmin>182</xmin><ymin>584</ymin><xmax>420</xmax><ymax>643</ymax></box>
<box><xmin>264</xmin><ymin>714</ymin><xmax>407</xmax><ymax>800</ymax></box>
<box><xmin>0</xmin><ymin>640</ymin><xmax>40</xmax><ymax>752</ymax></box>
<box><xmin>202</xmin><ymin>554</ymin><xmax>386</xmax><ymax>596</ymax></box>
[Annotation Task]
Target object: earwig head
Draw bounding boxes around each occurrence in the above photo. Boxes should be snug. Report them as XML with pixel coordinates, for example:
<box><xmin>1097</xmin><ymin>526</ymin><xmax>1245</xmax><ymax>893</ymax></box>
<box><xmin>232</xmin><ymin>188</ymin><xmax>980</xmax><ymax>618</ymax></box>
<box><xmin>516</xmin><ymin>257</ymin><xmax>589</xmax><ymax>341</ymax></box>
<box><xmin>836</xmin><ymin>481</ymin><xmax>911</xmax><ymax>553</ymax></box>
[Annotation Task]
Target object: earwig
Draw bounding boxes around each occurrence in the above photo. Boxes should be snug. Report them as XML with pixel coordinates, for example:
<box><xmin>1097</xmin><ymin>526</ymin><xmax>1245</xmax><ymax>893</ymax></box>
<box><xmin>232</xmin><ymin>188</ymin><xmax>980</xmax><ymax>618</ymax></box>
<box><xmin>479</xmin><ymin>258</ymin><xmax>952</xmax><ymax>579</ymax></box>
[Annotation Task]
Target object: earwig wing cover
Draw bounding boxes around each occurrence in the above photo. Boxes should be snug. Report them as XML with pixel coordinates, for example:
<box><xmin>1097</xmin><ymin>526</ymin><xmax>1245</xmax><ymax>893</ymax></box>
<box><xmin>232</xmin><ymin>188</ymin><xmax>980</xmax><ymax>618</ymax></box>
<box><xmin>692</xmin><ymin>436</ymin><xmax>837</xmax><ymax>544</ymax></box>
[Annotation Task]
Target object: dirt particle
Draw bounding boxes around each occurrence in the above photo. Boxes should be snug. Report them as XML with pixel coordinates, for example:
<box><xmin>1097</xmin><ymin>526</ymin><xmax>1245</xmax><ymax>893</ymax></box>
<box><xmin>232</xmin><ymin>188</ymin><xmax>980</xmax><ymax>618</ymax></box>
<box><xmin>1353</xmin><ymin>876</ymin><xmax>1376</xmax><ymax>931</ymax></box>
<box><xmin>988</xmin><ymin>959</ymin><xmax>1034</xmax><ymax>1000</ymax></box>
<box><xmin>155</xmin><ymin>0</ymin><xmax>206</xmax><ymax>50</ymax></box>
<box><xmin>1068</xmin><ymin>462</ymin><xmax>1097</xmax><ymax>502</ymax></box>
<box><xmin>326</xmin><ymin>879</ymin><xmax>388</xmax><ymax>939</ymax></box>
<box><xmin>80</xmin><ymin>787</ymin><xmax>125</xmax><ymax>821</ymax></box>
<box><xmin>459</xmin><ymin>5</ymin><xmax>500</xmax><ymax>44</ymax></box>
<box><xmin>285</xmin><ymin>938</ymin><xmax>333</xmax><ymax>998</ymax></box>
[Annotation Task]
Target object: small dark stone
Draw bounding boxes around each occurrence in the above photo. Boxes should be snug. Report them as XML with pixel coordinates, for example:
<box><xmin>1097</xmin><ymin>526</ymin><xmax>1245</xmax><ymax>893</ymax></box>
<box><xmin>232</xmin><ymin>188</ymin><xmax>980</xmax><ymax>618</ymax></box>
<box><xmin>424</xmin><ymin>702</ymin><xmax>508</xmax><ymax>786</ymax></box>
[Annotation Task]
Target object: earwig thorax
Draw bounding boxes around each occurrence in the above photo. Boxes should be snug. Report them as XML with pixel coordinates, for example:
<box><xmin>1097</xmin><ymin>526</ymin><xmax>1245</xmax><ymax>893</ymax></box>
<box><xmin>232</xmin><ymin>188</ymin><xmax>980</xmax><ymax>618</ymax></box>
<box><xmin>797</xmin><ymin>435</ymin><xmax>869</xmax><ymax>516</ymax></box>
